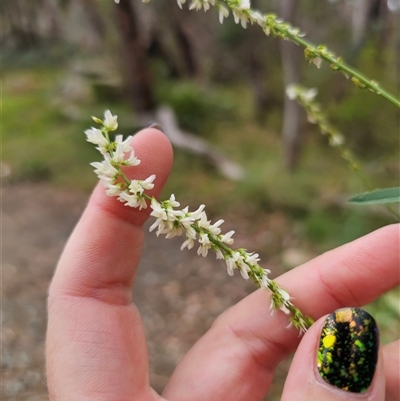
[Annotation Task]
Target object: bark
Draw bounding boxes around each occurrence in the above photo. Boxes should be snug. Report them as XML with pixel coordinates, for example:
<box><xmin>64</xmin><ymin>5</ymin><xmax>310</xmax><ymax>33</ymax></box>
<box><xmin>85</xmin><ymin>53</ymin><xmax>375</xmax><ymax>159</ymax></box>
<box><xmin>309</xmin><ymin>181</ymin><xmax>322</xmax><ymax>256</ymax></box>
<box><xmin>5</xmin><ymin>0</ymin><xmax>39</xmax><ymax>48</ymax></box>
<box><xmin>82</xmin><ymin>0</ymin><xmax>105</xmax><ymax>42</ymax></box>
<box><xmin>169</xmin><ymin>6</ymin><xmax>199</xmax><ymax>78</ymax></box>
<box><xmin>115</xmin><ymin>0</ymin><xmax>155</xmax><ymax>112</ymax></box>
<box><xmin>280</xmin><ymin>0</ymin><xmax>302</xmax><ymax>171</ymax></box>
<box><xmin>248</xmin><ymin>51</ymin><xmax>269</xmax><ymax>123</ymax></box>
<box><xmin>147</xmin><ymin>32</ymin><xmax>180</xmax><ymax>78</ymax></box>
<box><xmin>351</xmin><ymin>0</ymin><xmax>370</xmax><ymax>47</ymax></box>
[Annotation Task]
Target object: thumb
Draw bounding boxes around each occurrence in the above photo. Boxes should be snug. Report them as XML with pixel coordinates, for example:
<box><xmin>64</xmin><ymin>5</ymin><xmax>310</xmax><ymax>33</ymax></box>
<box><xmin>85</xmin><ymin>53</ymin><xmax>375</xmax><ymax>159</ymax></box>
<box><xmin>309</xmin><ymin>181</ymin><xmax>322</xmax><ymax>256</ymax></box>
<box><xmin>282</xmin><ymin>308</ymin><xmax>385</xmax><ymax>401</ymax></box>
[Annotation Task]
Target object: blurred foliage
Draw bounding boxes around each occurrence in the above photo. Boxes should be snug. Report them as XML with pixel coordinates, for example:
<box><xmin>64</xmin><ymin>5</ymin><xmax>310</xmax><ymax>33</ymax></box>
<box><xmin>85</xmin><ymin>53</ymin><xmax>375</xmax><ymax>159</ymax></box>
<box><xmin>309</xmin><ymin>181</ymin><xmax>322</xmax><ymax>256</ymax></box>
<box><xmin>365</xmin><ymin>287</ymin><xmax>400</xmax><ymax>345</ymax></box>
<box><xmin>3</xmin><ymin>69</ymin><xmax>98</xmax><ymax>190</ymax></box>
<box><xmin>155</xmin><ymin>80</ymin><xmax>237</xmax><ymax>136</ymax></box>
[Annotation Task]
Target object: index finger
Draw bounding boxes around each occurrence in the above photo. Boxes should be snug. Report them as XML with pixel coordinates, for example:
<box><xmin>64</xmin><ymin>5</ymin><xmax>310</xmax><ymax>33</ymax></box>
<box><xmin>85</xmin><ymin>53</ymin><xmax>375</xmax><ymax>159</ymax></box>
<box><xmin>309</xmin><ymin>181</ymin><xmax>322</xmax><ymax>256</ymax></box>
<box><xmin>46</xmin><ymin>128</ymin><xmax>173</xmax><ymax>401</ymax></box>
<box><xmin>48</xmin><ymin>128</ymin><xmax>173</xmax><ymax>303</ymax></box>
<box><xmin>163</xmin><ymin>224</ymin><xmax>400</xmax><ymax>401</ymax></box>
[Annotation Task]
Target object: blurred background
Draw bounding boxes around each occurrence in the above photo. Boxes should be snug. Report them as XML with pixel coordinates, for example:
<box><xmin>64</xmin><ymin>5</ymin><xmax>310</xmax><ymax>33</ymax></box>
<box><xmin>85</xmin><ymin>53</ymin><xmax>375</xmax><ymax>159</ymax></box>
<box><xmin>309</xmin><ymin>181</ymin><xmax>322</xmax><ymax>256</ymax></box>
<box><xmin>2</xmin><ymin>0</ymin><xmax>399</xmax><ymax>400</ymax></box>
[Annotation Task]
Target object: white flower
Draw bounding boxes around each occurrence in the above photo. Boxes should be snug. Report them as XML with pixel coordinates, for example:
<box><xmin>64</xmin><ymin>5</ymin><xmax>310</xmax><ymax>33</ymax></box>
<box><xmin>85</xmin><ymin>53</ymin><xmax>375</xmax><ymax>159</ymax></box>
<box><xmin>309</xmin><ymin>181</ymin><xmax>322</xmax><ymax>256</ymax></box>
<box><xmin>124</xmin><ymin>150</ymin><xmax>141</xmax><ymax>167</ymax></box>
<box><xmin>269</xmin><ymin>288</ymin><xmax>292</xmax><ymax>315</ymax></box>
<box><xmin>218</xmin><ymin>4</ymin><xmax>229</xmax><ymax>23</ymax></box>
<box><xmin>303</xmin><ymin>88</ymin><xmax>318</xmax><ymax>101</ymax></box>
<box><xmin>288</xmin><ymin>27</ymin><xmax>300</xmax><ymax>36</ymax></box>
<box><xmin>104</xmin><ymin>183</ymin><xmax>123</xmax><ymax>196</ymax></box>
<box><xmin>128</xmin><ymin>180</ymin><xmax>144</xmax><ymax>195</ymax></box>
<box><xmin>232</xmin><ymin>0</ymin><xmax>250</xmax><ymax>27</ymax></box>
<box><xmin>182</xmin><ymin>204</ymin><xmax>205</xmax><ymax>223</ymax></box>
<box><xmin>177</xmin><ymin>0</ymin><xmax>186</xmax><ymax>8</ymax></box>
<box><xmin>249</xmin><ymin>10</ymin><xmax>264</xmax><ymax>26</ymax></box>
<box><xmin>189</xmin><ymin>0</ymin><xmax>210</xmax><ymax>11</ymax></box>
<box><xmin>181</xmin><ymin>235</ymin><xmax>195</xmax><ymax>250</ymax></box>
<box><xmin>233</xmin><ymin>10</ymin><xmax>249</xmax><ymax>28</ymax></box>
<box><xmin>90</xmin><ymin>159</ymin><xmax>118</xmax><ymax>179</ymax></box>
<box><xmin>220</xmin><ymin>230</ymin><xmax>235</xmax><ymax>245</ymax></box>
<box><xmin>215</xmin><ymin>248</ymin><xmax>224</xmax><ymax>259</ymax></box>
<box><xmin>129</xmin><ymin>175</ymin><xmax>155</xmax><ymax>195</ymax></box>
<box><xmin>141</xmin><ymin>174</ymin><xmax>156</xmax><ymax>190</ymax></box>
<box><xmin>85</xmin><ymin>128</ymin><xmax>109</xmax><ymax>151</ymax></box>
<box><xmin>103</xmin><ymin>110</ymin><xmax>118</xmax><ymax>131</ymax></box>
<box><xmin>307</xmin><ymin>115</ymin><xmax>317</xmax><ymax>124</ymax></box>
<box><xmin>165</xmin><ymin>226</ymin><xmax>183</xmax><ymax>239</ymax></box>
<box><xmin>263</xmin><ymin>25</ymin><xmax>271</xmax><ymax>36</ymax></box>
<box><xmin>237</xmin><ymin>0</ymin><xmax>250</xmax><ymax>10</ymax></box>
<box><xmin>197</xmin><ymin>232</ymin><xmax>211</xmax><ymax>257</ymax></box>
<box><xmin>260</xmin><ymin>274</ymin><xmax>271</xmax><ymax>289</ymax></box>
<box><xmin>167</xmin><ymin>194</ymin><xmax>180</xmax><ymax>208</ymax></box>
<box><xmin>113</xmin><ymin>142</ymin><xmax>129</xmax><ymax>164</ymax></box>
<box><xmin>313</xmin><ymin>57</ymin><xmax>322</xmax><ymax>69</ymax></box>
<box><xmin>278</xmin><ymin>288</ymin><xmax>291</xmax><ymax>302</ymax></box>
<box><xmin>232</xmin><ymin>251</ymin><xmax>249</xmax><ymax>279</ymax></box>
<box><xmin>149</xmin><ymin>196</ymin><xmax>182</xmax><ymax>235</ymax></box>
<box><xmin>286</xmin><ymin>85</ymin><xmax>298</xmax><ymax>100</ymax></box>
<box><xmin>115</xmin><ymin>135</ymin><xmax>132</xmax><ymax>152</ymax></box>
<box><xmin>244</xmin><ymin>252</ymin><xmax>260</xmax><ymax>266</ymax></box>
<box><xmin>279</xmin><ymin>304</ymin><xmax>291</xmax><ymax>315</ymax></box>
<box><xmin>118</xmin><ymin>192</ymin><xmax>141</xmax><ymax>208</ymax></box>
<box><xmin>111</xmin><ymin>135</ymin><xmax>141</xmax><ymax>167</ymax></box>
<box><xmin>226</xmin><ymin>256</ymin><xmax>235</xmax><ymax>276</ymax></box>
<box><xmin>240</xmin><ymin>267</ymin><xmax>250</xmax><ymax>279</ymax></box>
<box><xmin>135</xmin><ymin>197</ymin><xmax>148</xmax><ymax>210</ymax></box>
<box><xmin>179</xmin><ymin>210</ymin><xmax>198</xmax><ymax>241</ymax></box>
<box><xmin>197</xmin><ymin>212</ymin><xmax>223</xmax><ymax>235</ymax></box>
<box><xmin>329</xmin><ymin>134</ymin><xmax>345</xmax><ymax>147</ymax></box>
<box><xmin>150</xmin><ymin>199</ymin><xmax>167</xmax><ymax>225</ymax></box>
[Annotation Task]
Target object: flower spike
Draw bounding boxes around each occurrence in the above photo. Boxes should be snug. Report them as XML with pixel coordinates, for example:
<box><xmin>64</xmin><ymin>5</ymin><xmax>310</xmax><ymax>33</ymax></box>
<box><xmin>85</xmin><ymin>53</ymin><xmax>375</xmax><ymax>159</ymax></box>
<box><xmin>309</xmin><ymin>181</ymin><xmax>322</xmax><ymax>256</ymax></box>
<box><xmin>86</xmin><ymin>111</ymin><xmax>314</xmax><ymax>334</ymax></box>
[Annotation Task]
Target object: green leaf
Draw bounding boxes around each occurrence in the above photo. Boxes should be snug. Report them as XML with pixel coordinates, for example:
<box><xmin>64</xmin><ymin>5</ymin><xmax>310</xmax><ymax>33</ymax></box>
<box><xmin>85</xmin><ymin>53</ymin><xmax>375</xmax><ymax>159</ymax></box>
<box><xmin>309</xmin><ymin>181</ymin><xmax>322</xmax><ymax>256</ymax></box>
<box><xmin>348</xmin><ymin>187</ymin><xmax>400</xmax><ymax>205</ymax></box>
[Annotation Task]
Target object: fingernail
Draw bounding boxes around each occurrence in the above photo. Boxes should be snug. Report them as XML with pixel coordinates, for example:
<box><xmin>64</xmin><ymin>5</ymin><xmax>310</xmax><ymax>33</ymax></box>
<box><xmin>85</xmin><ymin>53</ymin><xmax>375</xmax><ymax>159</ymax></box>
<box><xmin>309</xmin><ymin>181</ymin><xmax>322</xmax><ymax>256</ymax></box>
<box><xmin>145</xmin><ymin>122</ymin><xmax>164</xmax><ymax>133</ymax></box>
<box><xmin>317</xmin><ymin>308</ymin><xmax>379</xmax><ymax>393</ymax></box>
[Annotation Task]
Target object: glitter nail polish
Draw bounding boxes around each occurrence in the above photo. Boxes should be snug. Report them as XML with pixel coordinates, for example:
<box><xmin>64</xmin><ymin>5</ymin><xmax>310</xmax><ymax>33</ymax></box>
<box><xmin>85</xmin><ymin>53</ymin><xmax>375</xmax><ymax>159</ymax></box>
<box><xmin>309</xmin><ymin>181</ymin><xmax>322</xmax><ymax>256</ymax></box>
<box><xmin>317</xmin><ymin>308</ymin><xmax>379</xmax><ymax>393</ymax></box>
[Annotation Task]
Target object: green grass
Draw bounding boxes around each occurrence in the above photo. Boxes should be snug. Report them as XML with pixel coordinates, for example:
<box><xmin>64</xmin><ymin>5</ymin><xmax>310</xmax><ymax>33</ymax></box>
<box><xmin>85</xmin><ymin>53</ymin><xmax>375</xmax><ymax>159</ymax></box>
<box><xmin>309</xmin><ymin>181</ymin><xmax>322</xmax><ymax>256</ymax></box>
<box><xmin>3</xmin><ymin>68</ymin><xmax>94</xmax><ymax>189</ymax></box>
<box><xmin>3</xmin><ymin>68</ymin><xmax>139</xmax><ymax>190</ymax></box>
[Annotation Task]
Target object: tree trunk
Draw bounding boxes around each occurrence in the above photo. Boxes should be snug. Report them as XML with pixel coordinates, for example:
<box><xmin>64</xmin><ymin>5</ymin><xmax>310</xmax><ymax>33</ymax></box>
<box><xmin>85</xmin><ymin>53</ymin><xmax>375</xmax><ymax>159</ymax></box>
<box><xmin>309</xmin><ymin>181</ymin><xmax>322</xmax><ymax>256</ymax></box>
<box><xmin>169</xmin><ymin>5</ymin><xmax>199</xmax><ymax>78</ymax></box>
<box><xmin>351</xmin><ymin>0</ymin><xmax>370</xmax><ymax>52</ymax></box>
<box><xmin>115</xmin><ymin>0</ymin><xmax>155</xmax><ymax>113</ymax></box>
<box><xmin>248</xmin><ymin>50</ymin><xmax>269</xmax><ymax>124</ymax></box>
<box><xmin>82</xmin><ymin>0</ymin><xmax>106</xmax><ymax>43</ymax></box>
<box><xmin>280</xmin><ymin>0</ymin><xmax>302</xmax><ymax>171</ymax></box>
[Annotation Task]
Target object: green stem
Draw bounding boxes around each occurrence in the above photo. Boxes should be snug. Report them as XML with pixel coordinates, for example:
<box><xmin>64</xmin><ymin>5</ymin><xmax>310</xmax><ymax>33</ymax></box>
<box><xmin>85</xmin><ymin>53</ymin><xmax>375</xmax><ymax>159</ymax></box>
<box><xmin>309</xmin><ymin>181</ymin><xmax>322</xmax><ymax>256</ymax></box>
<box><xmin>292</xmin><ymin>86</ymin><xmax>400</xmax><ymax>221</ymax></box>
<box><xmin>278</xmin><ymin>30</ymin><xmax>400</xmax><ymax>109</ymax></box>
<box><xmin>216</xmin><ymin>1</ymin><xmax>400</xmax><ymax>108</ymax></box>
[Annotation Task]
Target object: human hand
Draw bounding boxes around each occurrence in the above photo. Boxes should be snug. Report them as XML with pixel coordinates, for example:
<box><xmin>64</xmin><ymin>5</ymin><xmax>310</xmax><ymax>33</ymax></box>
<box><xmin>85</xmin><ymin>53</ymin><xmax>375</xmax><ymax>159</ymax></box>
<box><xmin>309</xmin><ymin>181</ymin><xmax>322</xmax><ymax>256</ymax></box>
<box><xmin>46</xmin><ymin>127</ymin><xmax>399</xmax><ymax>401</ymax></box>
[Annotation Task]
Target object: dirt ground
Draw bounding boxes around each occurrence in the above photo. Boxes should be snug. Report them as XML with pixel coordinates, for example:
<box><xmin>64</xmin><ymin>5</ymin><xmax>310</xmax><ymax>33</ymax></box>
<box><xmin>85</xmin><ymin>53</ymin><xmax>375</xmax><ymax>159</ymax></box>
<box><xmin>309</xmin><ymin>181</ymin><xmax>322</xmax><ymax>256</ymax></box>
<box><xmin>2</xmin><ymin>182</ymin><xmax>292</xmax><ymax>401</ymax></box>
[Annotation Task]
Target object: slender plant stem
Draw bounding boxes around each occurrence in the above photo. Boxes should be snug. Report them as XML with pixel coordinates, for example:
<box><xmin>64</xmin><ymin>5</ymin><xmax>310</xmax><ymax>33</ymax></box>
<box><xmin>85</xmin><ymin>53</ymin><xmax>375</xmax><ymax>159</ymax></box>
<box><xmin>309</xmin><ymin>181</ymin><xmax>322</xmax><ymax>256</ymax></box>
<box><xmin>271</xmin><ymin>24</ymin><xmax>400</xmax><ymax>108</ymax></box>
<box><xmin>288</xmin><ymin>85</ymin><xmax>400</xmax><ymax>221</ymax></box>
<box><xmin>201</xmin><ymin>0</ymin><xmax>400</xmax><ymax>109</ymax></box>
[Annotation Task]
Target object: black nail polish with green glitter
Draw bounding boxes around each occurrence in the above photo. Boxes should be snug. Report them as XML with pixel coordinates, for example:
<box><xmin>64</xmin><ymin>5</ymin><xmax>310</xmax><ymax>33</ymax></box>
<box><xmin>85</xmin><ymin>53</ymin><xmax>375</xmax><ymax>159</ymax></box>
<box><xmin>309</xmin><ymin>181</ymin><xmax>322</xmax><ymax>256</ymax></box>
<box><xmin>317</xmin><ymin>308</ymin><xmax>379</xmax><ymax>393</ymax></box>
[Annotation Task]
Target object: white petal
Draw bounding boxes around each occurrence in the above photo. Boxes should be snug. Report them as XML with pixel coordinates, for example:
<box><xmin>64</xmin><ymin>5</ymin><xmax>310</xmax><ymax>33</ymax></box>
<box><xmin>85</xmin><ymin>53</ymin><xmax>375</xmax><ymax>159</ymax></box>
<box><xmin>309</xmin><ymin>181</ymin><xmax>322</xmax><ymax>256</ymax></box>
<box><xmin>104</xmin><ymin>110</ymin><xmax>118</xmax><ymax>131</ymax></box>
<box><xmin>142</xmin><ymin>174</ymin><xmax>156</xmax><ymax>190</ymax></box>
<box><xmin>286</xmin><ymin>85</ymin><xmax>297</xmax><ymax>100</ymax></box>
<box><xmin>226</xmin><ymin>258</ymin><xmax>235</xmax><ymax>276</ymax></box>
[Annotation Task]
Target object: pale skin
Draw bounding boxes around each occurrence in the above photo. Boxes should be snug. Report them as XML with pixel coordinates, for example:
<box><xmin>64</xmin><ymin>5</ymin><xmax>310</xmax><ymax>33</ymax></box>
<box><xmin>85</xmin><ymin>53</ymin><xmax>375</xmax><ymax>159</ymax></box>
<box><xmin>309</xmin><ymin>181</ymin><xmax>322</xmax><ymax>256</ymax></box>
<box><xmin>46</xmin><ymin>128</ymin><xmax>400</xmax><ymax>401</ymax></box>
